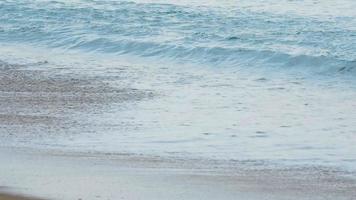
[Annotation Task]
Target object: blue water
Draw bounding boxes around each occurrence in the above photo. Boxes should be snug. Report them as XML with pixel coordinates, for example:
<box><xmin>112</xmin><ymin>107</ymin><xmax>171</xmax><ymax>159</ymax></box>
<box><xmin>1</xmin><ymin>0</ymin><xmax>356</xmax><ymax>171</ymax></box>
<box><xmin>1</xmin><ymin>0</ymin><xmax>356</xmax><ymax>74</ymax></box>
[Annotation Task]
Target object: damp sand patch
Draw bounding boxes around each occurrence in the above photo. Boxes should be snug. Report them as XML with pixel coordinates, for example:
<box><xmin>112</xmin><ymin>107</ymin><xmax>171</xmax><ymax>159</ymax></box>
<box><xmin>0</xmin><ymin>114</ymin><xmax>58</xmax><ymax>125</ymax></box>
<box><xmin>0</xmin><ymin>62</ymin><xmax>154</xmax><ymax>126</ymax></box>
<box><xmin>0</xmin><ymin>193</ymin><xmax>42</xmax><ymax>200</ymax></box>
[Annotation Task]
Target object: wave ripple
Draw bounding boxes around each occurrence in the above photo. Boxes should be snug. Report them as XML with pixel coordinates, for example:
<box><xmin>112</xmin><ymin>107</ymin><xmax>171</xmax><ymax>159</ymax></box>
<box><xmin>1</xmin><ymin>0</ymin><xmax>356</xmax><ymax>74</ymax></box>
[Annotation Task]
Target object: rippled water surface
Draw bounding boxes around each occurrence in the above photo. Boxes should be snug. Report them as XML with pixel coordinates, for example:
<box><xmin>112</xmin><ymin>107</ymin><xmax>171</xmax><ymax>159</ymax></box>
<box><xmin>0</xmin><ymin>0</ymin><xmax>356</xmax><ymax>171</ymax></box>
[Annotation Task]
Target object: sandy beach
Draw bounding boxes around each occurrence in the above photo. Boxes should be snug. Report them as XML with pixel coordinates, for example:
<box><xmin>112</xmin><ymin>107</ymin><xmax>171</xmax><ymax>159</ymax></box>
<box><xmin>1</xmin><ymin>0</ymin><xmax>356</xmax><ymax>198</ymax></box>
<box><xmin>1</xmin><ymin>147</ymin><xmax>356</xmax><ymax>200</ymax></box>
<box><xmin>0</xmin><ymin>194</ymin><xmax>41</xmax><ymax>200</ymax></box>
<box><xmin>1</xmin><ymin>48</ymin><xmax>356</xmax><ymax>200</ymax></box>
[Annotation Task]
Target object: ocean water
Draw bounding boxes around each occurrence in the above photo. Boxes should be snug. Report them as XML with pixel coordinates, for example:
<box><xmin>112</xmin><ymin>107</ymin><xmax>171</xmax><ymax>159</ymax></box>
<box><xmin>1</xmin><ymin>0</ymin><xmax>356</xmax><ymax>171</ymax></box>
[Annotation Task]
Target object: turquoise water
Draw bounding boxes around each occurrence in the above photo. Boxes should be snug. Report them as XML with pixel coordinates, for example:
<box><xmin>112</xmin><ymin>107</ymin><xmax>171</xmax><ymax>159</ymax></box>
<box><xmin>1</xmin><ymin>0</ymin><xmax>356</xmax><ymax>73</ymax></box>
<box><xmin>1</xmin><ymin>0</ymin><xmax>356</xmax><ymax>171</ymax></box>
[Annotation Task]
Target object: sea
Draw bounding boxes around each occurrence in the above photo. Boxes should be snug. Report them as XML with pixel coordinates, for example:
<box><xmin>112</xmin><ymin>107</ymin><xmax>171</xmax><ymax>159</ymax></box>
<box><xmin>1</xmin><ymin>0</ymin><xmax>356</xmax><ymax>172</ymax></box>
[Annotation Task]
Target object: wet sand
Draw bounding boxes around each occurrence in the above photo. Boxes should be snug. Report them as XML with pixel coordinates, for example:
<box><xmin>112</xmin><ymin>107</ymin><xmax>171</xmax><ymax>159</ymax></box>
<box><xmin>0</xmin><ymin>60</ymin><xmax>152</xmax><ymax>114</ymax></box>
<box><xmin>1</xmin><ymin>147</ymin><xmax>356</xmax><ymax>200</ymax></box>
<box><xmin>0</xmin><ymin>60</ymin><xmax>153</xmax><ymax>144</ymax></box>
<box><xmin>0</xmin><ymin>194</ymin><xmax>41</xmax><ymax>200</ymax></box>
<box><xmin>1</xmin><ymin>61</ymin><xmax>356</xmax><ymax>199</ymax></box>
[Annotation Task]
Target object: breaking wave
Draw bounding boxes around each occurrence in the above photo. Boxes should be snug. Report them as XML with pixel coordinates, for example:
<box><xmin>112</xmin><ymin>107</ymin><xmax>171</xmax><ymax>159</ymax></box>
<box><xmin>1</xmin><ymin>0</ymin><xmax>356</xmax><ymax>74</ymax></box>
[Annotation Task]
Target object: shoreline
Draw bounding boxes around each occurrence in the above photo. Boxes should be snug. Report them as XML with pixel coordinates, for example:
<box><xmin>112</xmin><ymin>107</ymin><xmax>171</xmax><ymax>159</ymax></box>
<box><xmin>1</xmin><ymin>147</ymin><xmax>356</xmax><ymax>200</ymax></box>
<box><xmin>1</xmin><ymin>47</ymin><xmax>356</xmax><ymax>200</ymax></box>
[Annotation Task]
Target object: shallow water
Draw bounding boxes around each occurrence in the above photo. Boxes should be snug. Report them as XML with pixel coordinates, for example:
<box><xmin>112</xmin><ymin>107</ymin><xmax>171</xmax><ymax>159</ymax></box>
<box><xmin>0</xmin><ymin>0</ymin><xmax>356</xmax><ymax>171</ymax></box>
